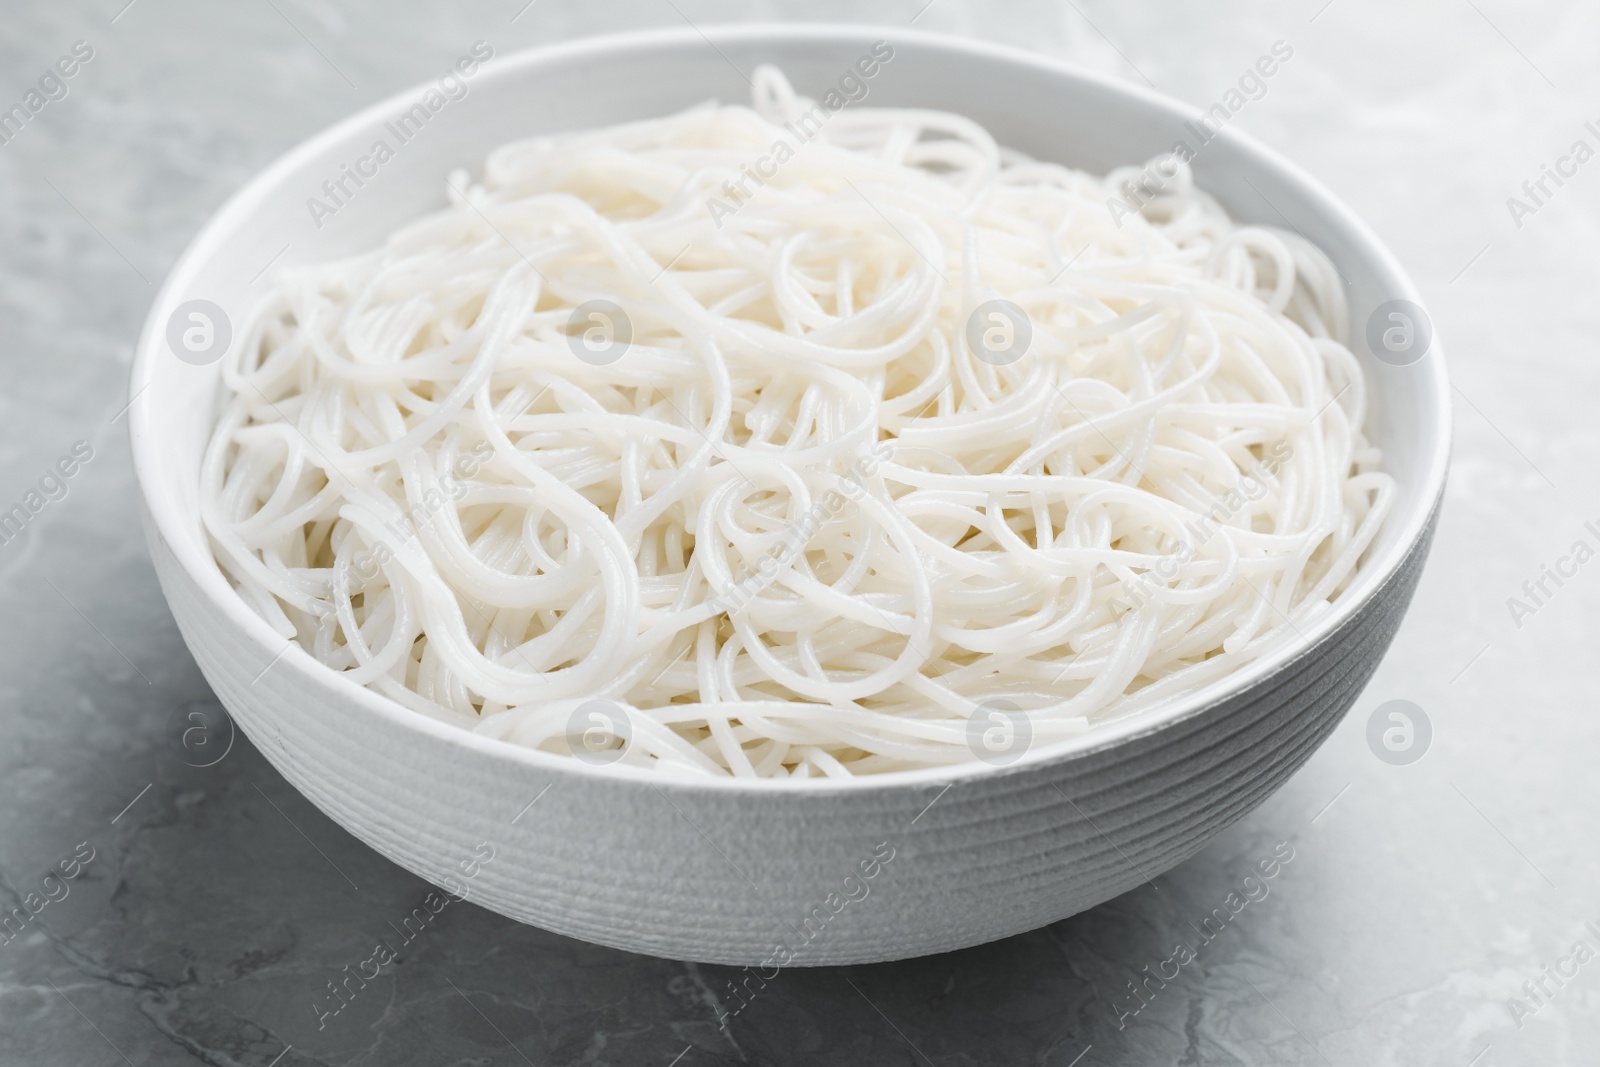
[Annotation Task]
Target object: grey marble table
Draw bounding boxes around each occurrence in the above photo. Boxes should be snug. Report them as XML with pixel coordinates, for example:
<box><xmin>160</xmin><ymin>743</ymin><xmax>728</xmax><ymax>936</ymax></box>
<box><xmin>1</xmin><ymin>1</ymin><xmax>1595</xmax><ymax>1064</ymax></box>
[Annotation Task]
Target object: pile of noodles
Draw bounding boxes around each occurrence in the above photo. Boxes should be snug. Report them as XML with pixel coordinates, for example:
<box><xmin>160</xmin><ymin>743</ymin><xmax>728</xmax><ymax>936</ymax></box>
<box><xmin>201</xmin><ymin>67</ymin><xmax>1393</xmax><ymax>777</ymax></box>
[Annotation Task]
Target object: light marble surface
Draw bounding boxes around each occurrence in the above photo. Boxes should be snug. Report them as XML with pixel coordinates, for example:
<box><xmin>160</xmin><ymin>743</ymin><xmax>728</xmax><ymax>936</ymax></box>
<box><xmin>0</xmin><ymin>1</ymin><xmax>1594</xmax><ymax>1064</ymax></box>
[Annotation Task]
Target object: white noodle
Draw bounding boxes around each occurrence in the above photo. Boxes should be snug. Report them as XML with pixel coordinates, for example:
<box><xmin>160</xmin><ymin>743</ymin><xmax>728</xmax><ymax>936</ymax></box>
<box><xmin>200</xmin><ymin>67</ymin><xmax>1394</xmax><ymax>777</ymax></box>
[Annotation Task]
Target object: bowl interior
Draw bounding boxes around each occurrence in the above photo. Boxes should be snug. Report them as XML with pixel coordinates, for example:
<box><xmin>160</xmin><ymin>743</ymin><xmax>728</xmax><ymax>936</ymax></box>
<box><xmin>129</xmin><ymin>24</ymin><xmax>1449</xmax><ymax>787</ymax></box>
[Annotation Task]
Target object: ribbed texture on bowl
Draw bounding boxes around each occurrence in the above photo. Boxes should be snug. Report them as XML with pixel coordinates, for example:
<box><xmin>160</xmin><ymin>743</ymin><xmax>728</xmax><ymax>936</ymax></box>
<box><xmin>145</xmin><ymin>502</ymin><xmax>1436</xmax><ymax>965</ymax></box>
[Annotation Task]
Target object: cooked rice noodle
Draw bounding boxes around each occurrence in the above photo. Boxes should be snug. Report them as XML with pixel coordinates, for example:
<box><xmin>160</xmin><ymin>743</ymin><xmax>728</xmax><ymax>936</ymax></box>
<box><xmin>200</xmin><ymin>66</ymin><xmax>1394</xmax><ymax>778</ymax></box>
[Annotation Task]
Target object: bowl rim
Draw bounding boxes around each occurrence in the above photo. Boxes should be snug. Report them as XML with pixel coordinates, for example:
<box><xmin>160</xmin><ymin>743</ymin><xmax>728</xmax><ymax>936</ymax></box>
<box><xmin>129</xmin><ymin>21</ymin><xmax>1452</xmax><ymax>796</ymax></box>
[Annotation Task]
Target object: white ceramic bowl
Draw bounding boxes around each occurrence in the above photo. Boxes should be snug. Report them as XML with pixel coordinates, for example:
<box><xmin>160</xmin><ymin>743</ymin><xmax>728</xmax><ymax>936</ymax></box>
<box><xmin>130</xmin><ymin>24</ymin><xmax>1449</xmax><ymax>966</ymax></box>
